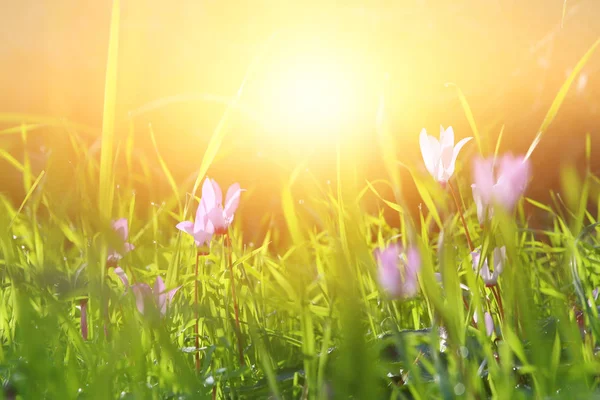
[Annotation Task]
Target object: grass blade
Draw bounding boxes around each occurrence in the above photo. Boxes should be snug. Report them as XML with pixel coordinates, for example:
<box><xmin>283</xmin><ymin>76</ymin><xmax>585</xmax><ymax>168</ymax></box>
<box><xmin>98</xmin><ymin>0</ymin><xmax>120</xmax><ymax>220</ymax></box>
<box><xmin>525</xmin><ymin>37</ymin><xmax>600</xmax><ymax>160</ymax></box>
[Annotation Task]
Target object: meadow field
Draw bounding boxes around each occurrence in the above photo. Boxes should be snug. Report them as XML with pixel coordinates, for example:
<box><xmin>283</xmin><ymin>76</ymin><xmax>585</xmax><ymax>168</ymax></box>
<box><xmin>2</xmin><ymin>1</ymin><xmax>600</xmax><ymax>399</ymax></box>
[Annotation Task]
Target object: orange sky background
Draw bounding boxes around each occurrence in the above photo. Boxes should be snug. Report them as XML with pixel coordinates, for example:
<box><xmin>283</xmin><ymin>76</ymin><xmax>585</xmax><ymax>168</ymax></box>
<box><xmin>1</xmin><ymin>0</ymin><xmax>599</xmax><ymax>240</ymax></box>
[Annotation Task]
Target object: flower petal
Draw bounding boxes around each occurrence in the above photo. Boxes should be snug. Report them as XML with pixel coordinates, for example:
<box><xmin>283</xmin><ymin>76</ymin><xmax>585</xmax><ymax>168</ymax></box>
<box><xmin>176</xmin><ymin>221</ymin><xmax>195</xmax><ymax>236</ymax></box>
<box><xmin>493</xmin><ymin>246</ymin><xmax>506</xmax><ymax>275</ymax></box>
<box><xmin>194</xmin><ymin>201</ymin><xmax>210</xmax><ymax>232</ymax></box>
<box><xmin>208</xmin><ymin>208</ymin><xmax>228</xmax><ymax>233</ymax></box>
<box><xmin>445</xmin><ymin>136</ymin><xmax>472</xmax><ymax>178</ymax></box>
<box><xmin>471</xmin><ymin>184</ymin><xmax>485</xmax><ymax>224</ymax></box>
<box><xmin>375</xmin><ymin>244</ymin><xmax>403</xmax><ymax>298</ymax></box>
<box><xmin>132</xmin><ymin>284</ymin><xmax>152</xmax><ymax>314</ymax></box>
<box><xmin>472</xmin><ymin>156</ymin><xmax>495</xmax><ymax>205</ymax></box>
<box><xmin>124</xmin><ymin>242</ymin><xmax>134</xmax><ymax>254</ymax></box>
<box><xmin>439</xmin><ymin>126</ymin><xmax>454</xmax><ymax>148</ymax></box>
<box><xmin>159</xmin><ymin>286</ymin><xmax>182</xmax><ymax>316</ymax></box>
<box><xmin>484</xmin><ymin>312</ymin><xmax>494</xmax><ymax>336</ymax></box>
<box><xmin>201</xmin><ymin>178</ymin><xmax>218</xmax><ymax>211</ymax></box>
<box><xmin>113</xmin><ymin>267</ymin><xmax>130</xmax><ymax>288</ymax></box>
<box><xmin>419</xmin><ymin>128</ymin><xmax>437</xmax><ymax>176</ymax></box>
<box><xmin>112</xmin><ymin>218</ymin><xmax>129</xmax><ymax>241</ymax></box>
<box><xmin>406</xmin><ymin>246</ymin><xmax>421</xmax><ymax>276</ymax></box>
<box><xmin>224</xmin><ymin>183</ymin><xmax>242</xmax><ymax>218</ymax></box>
<box><xmin>193</xmin><ymin>230</ymin><xmax>213</xmax><ymax>247</ymax></box>
<box><xmin>153</xmin><ymin>276</ymin><xmax>166</xmax><ymax>300</ymax></box>
<box><xmin>494</xmin><ymin>154</ymin><xmax>531</xmax><ymax>211</ymax></box>
<box><xmin>211</xmin><ymin>179</ymin><xmax>223</xmax><ymax>207</ymax></box>
<box><xmin>107</xmin><ymin>250</ymin><xmax>122</xmax><ymax>263</ymax></box>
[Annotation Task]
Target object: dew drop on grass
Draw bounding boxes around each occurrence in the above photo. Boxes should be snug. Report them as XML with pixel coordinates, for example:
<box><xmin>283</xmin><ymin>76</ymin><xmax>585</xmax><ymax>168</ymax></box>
<box><xmin>299</xmin><ymin>199</ymin><xmax>304</xmax><ymax>205</ymax></box>
<box><xmin>12</xmin><ymin>235</ymin><xmax>16</xmax><ymax>240</ymax></box>
<box><xmin>454</xmin><ymin>383</ymin><xmax>465</xmax><ymax>396</ymax></box>
<box><xmin>459</xmin><ymin>346</ymin><xmax>469</xmax><ymax>358</ymax></box>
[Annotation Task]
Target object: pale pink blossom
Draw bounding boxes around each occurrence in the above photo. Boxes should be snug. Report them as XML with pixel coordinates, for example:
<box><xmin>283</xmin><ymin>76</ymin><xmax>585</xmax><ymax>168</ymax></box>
<box><xmin>473</xmin><ymin>311</ymin><xmax>494</xmax><ymax>336</ymax></box>
<box><xmin>200</xmin><ymin>178</ymin><xmax>244</xmax><ymax>235</ymax></box>
<box><xmin>419</xmin><ymin>126</ymin><xmax>472</xmax><ymax>184</ymax></box>
<box><xmin>176</xmin><ymin>186</ymin><xmax>215</xmax><ymax>248</ymax></box>
<box><xmin>374</xmin><ymin>244</ymin><xmax>421</xmax><ymax>299</ymax></box>
<box><xmin>471</xmin><ymin>246</ymin><xmax>506</xmax><ymax>287</ymax></box>
<box><xmin>471</xmin><ymin>154</ymin><xmax>531</xmax><ymax>223</ymax></box>
<box><xmin>131</xmin><ymin>276</ymin><xmax>181</xmax><ymax>317</ymax></box>
<box><xmin>107</xmin><ymin>218</ymin><xmax>134</xmax><ymax>263</ymax></box>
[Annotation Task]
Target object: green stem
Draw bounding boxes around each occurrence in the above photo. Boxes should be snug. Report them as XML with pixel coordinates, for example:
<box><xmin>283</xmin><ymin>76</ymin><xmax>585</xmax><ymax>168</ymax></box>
<box><xmin>226</xmin><ymin>232</ymin><xmax>245</xmax><ymax>366</ymax></box>
<box><xmin>194</xmin><ymin>252</ymin><xmax>201</xmax><ymax>373</ymax></box>
<box><xmin>448</xmin><ymin>180</ymin><xmax>474</xmax><ymax>252</ymax></box>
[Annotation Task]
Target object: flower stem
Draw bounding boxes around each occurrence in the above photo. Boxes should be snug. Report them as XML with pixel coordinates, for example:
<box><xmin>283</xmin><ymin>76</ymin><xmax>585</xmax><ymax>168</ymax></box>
<box><xmin>226</xmin><ymin>232</ymin><xmax>245</xmax><ymax>366</ymax></box>
<box><xmin>491</xmin><ymin>285</ymin><xmax>505</xmax><ymax>322</ymax></box>
<box><xmin>80</xmin><ymin>299</ymin><xmax>88</xmax><ymax>340</ymax></box>
<box><xmin>448</xmin><ymin>180</ymin><xmax>474</xmax><ymax>252</ymax></box>
<box><xmin>194</xmin><ymin>252</ymin><xmax>201</xmax><ymax>373</ymax></box>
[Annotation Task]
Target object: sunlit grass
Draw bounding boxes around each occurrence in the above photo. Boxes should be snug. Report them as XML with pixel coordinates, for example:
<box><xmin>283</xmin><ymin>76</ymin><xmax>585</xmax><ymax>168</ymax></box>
<box><xmin>1</xmin><ymin>5</ymin><xmax>600</xmax><ymax>399</ymax></box>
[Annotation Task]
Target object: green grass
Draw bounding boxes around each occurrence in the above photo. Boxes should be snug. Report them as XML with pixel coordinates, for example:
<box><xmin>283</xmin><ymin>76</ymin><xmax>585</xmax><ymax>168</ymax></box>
<box><xmin>1</xmin><ymin>4</ymin><xmax>600</xmax><ymax>397</ymax></box>
<box><xmin>1</xmin><ymin>115</ymin><xmax>600</xmax><ymax>399</ymax></box>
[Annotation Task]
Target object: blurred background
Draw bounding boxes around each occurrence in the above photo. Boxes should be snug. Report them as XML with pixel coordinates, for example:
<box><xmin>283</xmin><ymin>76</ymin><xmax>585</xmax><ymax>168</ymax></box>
<box><xmin>1</xmin><ymin>0</ymin><xmax>599</xmax><ymax>241</ymax></box>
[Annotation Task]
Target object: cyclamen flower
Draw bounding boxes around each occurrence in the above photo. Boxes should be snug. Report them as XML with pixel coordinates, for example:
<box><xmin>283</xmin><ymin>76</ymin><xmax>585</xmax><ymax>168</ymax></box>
<box><xmin>471</xmin><ymin>246</ymin><xmax>506</xmax><ymax>287</ymax></box>
<box><xmin>131</xmin><ymin>276</ymin><xmax>181</xmax><ymax>317</ymax></box>
<box><xmin>374</xmin><ymin>244</ymin><xmax>421</xmax><ymax>299</ymax></box>
<box><xmin>471</xmin><ymin>154</ymin><xmax>531</xmax><ymax>224</ymax></box>
<box><xmin>473</xmin><ymin>311</ymin><xmax>495</xmax><ymax>336</ymax></box>
<box><xmin>419</xmin><ymin>126</ymin><xmax>472</xmax><ymax>184</ymax></box>
<box><xmin>107</xmin><ymin>218</ymin><xmax>134</xmax><ymax>263</ymax></box>
<box><xmin>176</xmin><ymin>191</ymin><xmax>214</xmax><ymax>248</ymax></box>
<box><xmin>113</xmin><ymin>267</ymin><xmax>130</xmax><ymax>288</ymax></box>
<box><xmin>200</xmin><ymin>178</ymin><xmax>243</xmax><ymax>235</ymax></box>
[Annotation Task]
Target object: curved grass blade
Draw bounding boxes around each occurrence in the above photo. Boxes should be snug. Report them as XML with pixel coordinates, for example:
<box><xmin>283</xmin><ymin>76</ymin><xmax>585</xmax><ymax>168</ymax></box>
<box><xmin>7</xmin><ymin>170</ymin><xmax>45</xmax><ymax>229</ymax></box>
<box><xmin>445</xmin><ymin>82</ymin><xmax>484</xmax><ymax>154</ymax></box>
<box><xmin>525</xmin><ymin>37</ymin><xmax>600</xmax><ymax>160</ymax></box>
<box><xmin>149</xmin><ymin>123</ymin><xmax>182</xmax><ymax>214</ymax></box>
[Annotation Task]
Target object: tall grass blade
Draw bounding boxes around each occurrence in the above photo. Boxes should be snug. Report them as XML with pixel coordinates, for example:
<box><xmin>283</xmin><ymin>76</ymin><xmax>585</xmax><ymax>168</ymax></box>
<box><xmin>98</xmin><ymin>0</ymin><xmax>120</xmax><ymax>220</ymax></box>
<box><xmin>525</xmin><ymin>37</ymin><xmax>600</xmax><ymax>160</ymax></box>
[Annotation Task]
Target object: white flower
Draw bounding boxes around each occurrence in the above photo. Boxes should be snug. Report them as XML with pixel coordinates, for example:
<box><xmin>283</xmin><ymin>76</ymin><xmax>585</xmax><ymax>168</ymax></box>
<box><xmin>419</xmin><ymin>126</ymin><xmax>472</xmax><ymax>184</ymax></box>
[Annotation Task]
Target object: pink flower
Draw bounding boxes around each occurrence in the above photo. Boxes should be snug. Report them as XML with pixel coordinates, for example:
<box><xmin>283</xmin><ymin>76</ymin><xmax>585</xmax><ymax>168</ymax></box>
<box><xmin>471</xmin><ymin>154</ymin><xmax>531</xmax><ymax>224</ymax></box>
<box><xmin>176</xmin><ymin>193</ymin><xmax>214</xmax><ymax>248</ymax></box>
<box><xmin>374</xmin><ymin>244</ymin><xmax>421</xmax><ymax>299</ymax></box>
<box><xmin>131</xmin><ymin>276</ymin><xmax>181</xmax><ymax>317</ymax></box>
<box><xmin>107</xmin><ymin>218</ymin><xmax>134</xmax><ymax>263</ymax></box>
<box><xmin>113</xmin><ymin>267</ymin><xmax>130</xmax><ymax>288</ymax></box>
<box><xmin>471</xmin><ymin>246</ymin><xmax>506</xmax><ymax>287</ymax></box>
<box><xmin>473</xmin><ymin>311</ymin><xmax>494</xmax><ymax>336</ymax></box>
<box><xmin>200</xmin><ymin>178</ymin><xmax>243</xmax><ymax>235</ymax></box>
<box><xmin>419</xmin><ymin>126</ymin><xmax>472</xmax><ymax>184</ymax></box>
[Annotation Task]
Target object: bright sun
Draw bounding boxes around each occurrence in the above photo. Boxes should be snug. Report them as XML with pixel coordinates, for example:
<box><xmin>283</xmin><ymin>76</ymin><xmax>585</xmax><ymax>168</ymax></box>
<box><xmin>252</xmin><ymin>47</ymin><xmax>360</xmax><ymax>143</ymax></box>
<box><xmin>269</xmin><ymin>62</ymin><xmax>352</xmax><ymax>131</ymax></box>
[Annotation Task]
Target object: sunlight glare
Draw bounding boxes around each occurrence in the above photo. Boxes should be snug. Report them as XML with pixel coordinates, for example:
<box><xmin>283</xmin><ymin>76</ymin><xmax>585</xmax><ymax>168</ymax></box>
<box><xmin>257</xmin><ymin>56</ymin><xmax>357</xmax><ymax>141</ymax></box>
